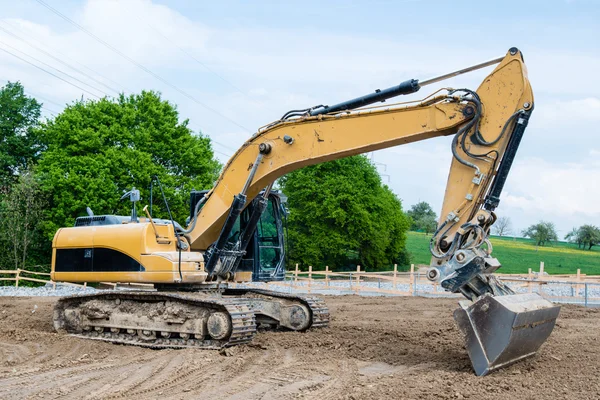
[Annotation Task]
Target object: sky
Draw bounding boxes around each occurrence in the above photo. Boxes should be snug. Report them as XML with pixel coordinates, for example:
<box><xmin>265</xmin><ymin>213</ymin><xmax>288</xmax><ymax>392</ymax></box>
<box><xmin>1</xmin><ymin>0</ymin><xmax>599</xmax><ymax>238</ymax></box>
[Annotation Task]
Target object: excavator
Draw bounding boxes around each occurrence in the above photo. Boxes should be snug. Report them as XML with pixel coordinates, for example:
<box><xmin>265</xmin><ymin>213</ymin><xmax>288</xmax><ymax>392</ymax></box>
<box><xmin>51</xmin><ymin>47</ymin><xmax>560</xmax><ymax>376</ymax></box>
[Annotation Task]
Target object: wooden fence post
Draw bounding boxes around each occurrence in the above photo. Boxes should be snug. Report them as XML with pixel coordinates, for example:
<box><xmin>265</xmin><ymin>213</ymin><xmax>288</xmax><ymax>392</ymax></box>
<box><xmin>409</xmin><ymin>264</ymin><xmax>415</xmax><ymax>295</ymax></box>
<box><xmin>576</xmin><ymin>269</ymin><xmax>583</xmax><ymax>297</ymax></box>
<box><xmin>325</xmin><ymin>266</ymin><xmax>330</xmax><ymax>287</ymax></box>
<box><xmin>308</xmin><ymin>265</ymin><xmax>312</xmax><ymax>293</ymax></box>
<box><xmin>393</xmin><ymin>264</ymin><xmax>397</xmax><ymax>291</ymax></box>
<box><xmin>294</xmin><ymin>264</ymin><xmax>299</xmax><ymax>289</ymax></box>
<box><xmin>528</xmin><ymin>268</ymin><xmax>533</xmax><ymax>293</ymax></box>
<box><xmin>15</xmin><ymin>269</ymin><xmax>21</xmax><ymax>288</ymax></box>
<box><xmin>349</xmin><ymin>271</ymin><xmax>352</xmax><ymax>291</ymax></box>
<box><xmin>539</xmin><ymin>262</ymin><xmax>545</xmax><ymax>293</ymax></box>
<box><xmin>355</xmin><ymin>265</ymin><xmax>361</xmax><ymax>293</ymax></box>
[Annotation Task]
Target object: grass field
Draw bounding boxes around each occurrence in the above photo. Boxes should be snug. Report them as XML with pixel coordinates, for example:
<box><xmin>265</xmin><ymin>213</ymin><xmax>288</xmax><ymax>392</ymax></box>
<box><xmin>405</xmin><ymin>231</ymin><xmax>600</xmax><ymax>275</ymax></box>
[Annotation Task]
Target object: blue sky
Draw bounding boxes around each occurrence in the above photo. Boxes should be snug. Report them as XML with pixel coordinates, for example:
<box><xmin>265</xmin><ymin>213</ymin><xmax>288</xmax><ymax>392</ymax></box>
<box><xmin>1</xmin><ymin>0</ymin><xmax>599</xmax><ymax>239</ymax></box>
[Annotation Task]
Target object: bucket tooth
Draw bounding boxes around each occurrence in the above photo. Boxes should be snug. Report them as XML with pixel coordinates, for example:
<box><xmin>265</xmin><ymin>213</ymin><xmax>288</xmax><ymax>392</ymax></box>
<box><xmin>454</xmin><ymin>293</ymin><xmax>560</xmax><ymax>376</ymax></box>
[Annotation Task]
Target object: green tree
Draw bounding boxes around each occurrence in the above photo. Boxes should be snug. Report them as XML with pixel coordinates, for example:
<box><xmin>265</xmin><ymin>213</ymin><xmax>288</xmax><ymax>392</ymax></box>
<box><xmin>565</xmin><ymin>225</ymin><xmax>600</xmax><ymax>250</ymax></box>
<box><xmin>0</xmin><ymin>169</ymin><xmax>47</xmax><ymax>270</ymax></box>
<box><xmin>565</xmin><ymin>227</ymin><xmax>584</xmax><ymax>249</ymax></box>
<box><xmin>279</xmin><ymin>155</ymin><xmax>411</xmax><ymax>271</ymax></box>
<box><xmin>522</xmin><ymin>221</ymin><xmax>558</xmax><ymax>247</ymax></box>
<box><xmin>0</xmin><ymin>81</ymin><xmax>41</xmax><ymax>189</ymax></box>
<box><xmin>34</xmin><ymin>91</ymin><xmax>221</xmax><ymax>239</ymax></box>
<box><xmin>407</xmin><ymin>201</ymin><xmax>438</xmax><ymax>233</ymax></box>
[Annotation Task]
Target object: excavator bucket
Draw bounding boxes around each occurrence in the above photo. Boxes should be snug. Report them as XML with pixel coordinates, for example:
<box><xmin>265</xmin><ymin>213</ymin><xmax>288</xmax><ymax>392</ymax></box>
<box><xmin>454</xmin><ymin>293</ymin><xmax>560</xmax><ymax>376</ymax></box>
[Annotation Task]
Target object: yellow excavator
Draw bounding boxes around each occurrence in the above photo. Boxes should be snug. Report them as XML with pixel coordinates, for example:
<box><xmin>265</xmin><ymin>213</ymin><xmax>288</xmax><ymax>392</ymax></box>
<box><xmin>51</xmin><ymin>47</ymin><xmax>560</xmax><ymax>376</ymax></box>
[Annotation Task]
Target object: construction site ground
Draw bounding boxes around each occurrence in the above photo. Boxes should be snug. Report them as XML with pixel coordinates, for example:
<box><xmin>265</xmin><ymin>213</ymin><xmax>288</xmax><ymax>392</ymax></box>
<box><xmin>1</xmin><ymin>295</ymin><xmax>599</xmax><ymax>400</ymax></box>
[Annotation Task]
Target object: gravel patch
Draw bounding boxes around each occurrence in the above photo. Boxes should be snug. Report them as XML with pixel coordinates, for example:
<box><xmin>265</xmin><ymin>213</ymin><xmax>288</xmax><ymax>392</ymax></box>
<box><xmin>0</xmin><ymin>283</ymin><xmax>96</xmax><ymax>297</ymax></box>
<box><xmin>242</xmin><ymin>278</ymin><xmax>600</xmax><ymax>305</ymax></box>
<box><xmin>3</xmin><ymin>278</ymin><xmax>599</xmax><ymax>306</ymax></box>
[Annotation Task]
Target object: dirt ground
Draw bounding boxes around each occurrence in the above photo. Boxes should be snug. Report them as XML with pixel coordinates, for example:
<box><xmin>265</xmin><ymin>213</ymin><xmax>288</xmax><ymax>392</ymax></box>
<box><xmin>0</xmin><ymin>296</ymin><xmax>599</xmax><ymax>400</ymax></box>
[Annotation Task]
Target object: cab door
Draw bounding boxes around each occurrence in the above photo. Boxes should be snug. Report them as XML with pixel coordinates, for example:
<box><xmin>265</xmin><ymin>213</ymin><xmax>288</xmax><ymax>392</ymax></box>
<box><xmin>253</xmin><ymin>193</ymin><xmax>286</xmax><ymax>281</ymax></box>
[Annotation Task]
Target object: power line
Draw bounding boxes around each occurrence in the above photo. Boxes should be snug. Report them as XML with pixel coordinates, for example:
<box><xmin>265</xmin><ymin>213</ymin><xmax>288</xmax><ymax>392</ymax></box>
<box><xmin>2</xmin><ymin>19</ymin><xmax>132</xmax><ymax>95</ymax></box>
<box><xmin>185</xmin><ymin>121</ymin><xmax>235</xmax><ymax>158</ymax></box>
<box><xmin>188</xmin><ymin>122</ymin><xmax>238</xmax><ymax>152</ymax></box>
<box><xmin>41</xmin><ymin>105</ymin><xmax>59</xmax><ymax>116</ymax></box>
<box><xmin>0</xmin><ymin>39</ymin><xmax>108</xmax><ymax>97</ymax></box>
<box><xmin>0</xmin><ymin>79</ymin><xmax>58</xmax><ymax>116</ymax></box>
<box><xmin>35</xmin><ymin>0</ymin><xmax>252</xmax><ymax>133</ymax></box>
<box><xmin>213</xmin><ymin>149</ymin><xmax>233</xmax><ymax>159</ymax></box>
<box><xmin>0</xmin><ymin>22</ymin><xmax>121</xmax><ymax>95</ymax></box>
<box><xmin>0</xmin><ymin>78</ymin><xmax>64</xmax><ymax>109</ymax></box>
<box><xmin>1</xmin><ymin>78</ymin><xmax>232</xmax><ymax>159</ymax></box>
<box><xmin>187</xmin><ymin>122</ymin><xmax>241</xmax><ymax>156</ymax></box>
<box><xmin>31</xmin><ymin>93</ymin><xmax>64</xmax><ymax>109</ymax></box>
<box><xmin>147</xmin><ymin>24</ymin><xmax>247</xmax><ymax>97</ymax></box>
<box><xmin>0</xmin><ymin>45</ymin><xmax>101</xmax><ymax>99</ymax></box>
<box><xmin>212</xmin><ymin>141</ymin><xmax>238</xmax><ymax>152</ymax></box>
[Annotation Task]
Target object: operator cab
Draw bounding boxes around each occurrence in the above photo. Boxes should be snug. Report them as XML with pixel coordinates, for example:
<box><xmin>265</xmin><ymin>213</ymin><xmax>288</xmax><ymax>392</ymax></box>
<box><xmin>189</xmin><ymin>189</ymin><xmax>287</xmax><ymax>282</ymax></box>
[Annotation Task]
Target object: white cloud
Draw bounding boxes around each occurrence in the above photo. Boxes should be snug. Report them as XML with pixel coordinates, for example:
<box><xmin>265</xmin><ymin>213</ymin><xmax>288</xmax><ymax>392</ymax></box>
<box><xmin>535</xmin><ymin>97</ymin><xmax>600</xmax><ymax>124</ymax></box>
<box><xmin>78</xmin><ymin>0</ymin><xmax>210</xmax><ymax>64</ymax></box>
<box><xmin>500</xmin><ymin>157</ymin><xmax>600</xmax><ymax>231</ymax></box>
<box><xmin>369</xmin><ymin>138</ymin><xmax>454</xmax><ymax>213</ymax></box>
<box><xmin>0</xmin><ymin>0</ymin><xmax>211</xmax><ymax>102</ymax></box>
<box><xmin>1</xmin><ymin>0</ymin><xmax>599</xmax><ymax>237</ymax></box>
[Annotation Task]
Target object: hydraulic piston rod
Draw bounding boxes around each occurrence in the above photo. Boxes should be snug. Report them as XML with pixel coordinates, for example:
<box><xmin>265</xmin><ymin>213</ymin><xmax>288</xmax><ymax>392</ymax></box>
<box><xmin>309</xmin><ymin>54</ymin><xmax>505</xmax><ymax>116</ymax></box>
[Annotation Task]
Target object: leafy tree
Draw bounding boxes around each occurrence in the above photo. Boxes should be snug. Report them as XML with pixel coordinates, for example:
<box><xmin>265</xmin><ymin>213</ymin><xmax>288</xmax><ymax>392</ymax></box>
<box><xmin>580</xmin><ymin>225</ymin><xmax>600</xmax><ymax>250</ymax></box>
<box><xmin>493</xmin><ymin>216</ymin><xmax>512</xmax><ymax>237</ymax></box>
<box><xmin>522</xmin><ymin>221</ymin><xmax>558</xmax><ymax>247</ymax></box>
<box><xmin>0</xmin><ymin>169</ymin><xmax>47</xmax><ymax>270</ymax></box>
<box><xmin>415</xmin><ymin>214</ymin><xmax>437</xmax><ymax>235</ymax></box>
<box><xmin>407</xmin><ymin>201</ymin><xmax>437</xmax><ymax>233</ymax></box>
<box><xmin>566</xmin><ymin>225</ymin><xmax>600</xmax><ymax>250</ymax></box>
<box><xmin>0</xmin><ymin>82</ymin><xmax>41</xmax><ymax>189</ymax></box>
<box><xmin>565</xmin><ymin>227</ymin><xmax>584</xmax><ymax>249</ymax></box>
<box><xmin>279</xmin><ymin>155</ymin><xmax>411</xmax><ymax>271</ymax></box>
<box><xmin>34</xmin><ymin>91</ymin><xmax>221</xmax><ymax>239</ymax></box>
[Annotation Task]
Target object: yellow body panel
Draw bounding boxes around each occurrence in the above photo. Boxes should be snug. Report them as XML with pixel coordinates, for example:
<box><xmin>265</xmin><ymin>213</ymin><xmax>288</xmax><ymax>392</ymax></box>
<box><xmin>51</xmin><ymin>222</ymin><xmax>207</xmax><ymax>284</ymax></box>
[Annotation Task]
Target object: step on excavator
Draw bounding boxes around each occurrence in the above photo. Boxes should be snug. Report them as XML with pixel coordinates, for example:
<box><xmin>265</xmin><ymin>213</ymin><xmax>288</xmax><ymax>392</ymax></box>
<box><xmin>52</xmin><ymin>47</ymin><xmax>560</xmax><ymax>376</ymax></box>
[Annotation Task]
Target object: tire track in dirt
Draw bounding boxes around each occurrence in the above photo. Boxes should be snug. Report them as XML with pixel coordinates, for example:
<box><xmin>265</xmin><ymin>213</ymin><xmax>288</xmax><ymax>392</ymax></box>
<box><xmin>1</xmin><ymin>296</ymin><xmax>600</xmax><ymax>399</ymax></box>
<box><xmin>112</xmin><ymin>357</ymin><xmax>205</xmax><ymax>399</ymax></box>
<box><xmin>84</xmin><ymin>359</ymin><xmax>170</xmax><ymax>399</ymax></box>
<box><xmin>0</xmin><ymin>358</ymin><xmax>146</xmax><ymax>399</ymax></box>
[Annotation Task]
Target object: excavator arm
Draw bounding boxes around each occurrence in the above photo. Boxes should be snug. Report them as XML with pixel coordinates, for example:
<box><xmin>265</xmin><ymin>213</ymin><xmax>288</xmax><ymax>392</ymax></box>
<box><xmin>189</xmin><ymin>49</ymin><xmax>525</xmax><ymax>270</ymax></box>
<box><xmin>189</xmin><ymin>96</ymin><xmax>466</xmax><ymax>251</ymax></box>
<box><xmin>192</xmin><ymin>56</ymin><xmax>523</xmax><ymax>247</ymax></box>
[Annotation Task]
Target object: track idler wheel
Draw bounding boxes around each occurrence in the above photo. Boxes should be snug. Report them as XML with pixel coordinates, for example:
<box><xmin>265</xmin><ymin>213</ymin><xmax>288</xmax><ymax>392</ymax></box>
<box><xmin>283</xmin><ymin>305</ymin><xmax>311</xmax><ymax>331</ymax></box>
<box><xmin>454</xmin><ymin>293</ymin><xmax>561</xmax><ymax>376</ymax></box>
<box><xmin>207</xmin><ymin>312</ymin><xmax>232</xmax><ymax>340</ymax></box>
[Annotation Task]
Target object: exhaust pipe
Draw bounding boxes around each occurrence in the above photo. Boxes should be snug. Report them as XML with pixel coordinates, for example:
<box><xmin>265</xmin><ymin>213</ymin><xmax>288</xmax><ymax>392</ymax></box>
<box><xmin>454</xmin><ymin>293</ymin><xmax>560</xmax><ymax>376</ymax></box>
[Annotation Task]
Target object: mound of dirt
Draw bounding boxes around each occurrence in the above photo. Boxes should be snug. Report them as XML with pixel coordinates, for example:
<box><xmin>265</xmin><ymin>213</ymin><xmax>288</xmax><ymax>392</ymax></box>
<box><xmin>0</xmin><ymin>295</ymin><xmax>599</xmax><ymax>399</ymax></box>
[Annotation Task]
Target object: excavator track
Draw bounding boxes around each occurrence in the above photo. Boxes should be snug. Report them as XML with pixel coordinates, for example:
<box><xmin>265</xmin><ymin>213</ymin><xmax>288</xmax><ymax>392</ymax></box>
<box><xmin>223</xmin><ymin>288</ymin><xmax>330</xmax><ymax>329</ymax></box>
<box><xmin>53</xmin><ymin>292</ymin><xmax>256</xmax><ymax>349</ymax></box>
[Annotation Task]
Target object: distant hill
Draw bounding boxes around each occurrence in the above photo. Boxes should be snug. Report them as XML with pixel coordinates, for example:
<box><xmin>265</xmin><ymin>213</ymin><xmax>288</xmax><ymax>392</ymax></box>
<box><xmin>405</xmin><ymin>231</ymin><xmax>600</xmax><ymax>274</ymax></box>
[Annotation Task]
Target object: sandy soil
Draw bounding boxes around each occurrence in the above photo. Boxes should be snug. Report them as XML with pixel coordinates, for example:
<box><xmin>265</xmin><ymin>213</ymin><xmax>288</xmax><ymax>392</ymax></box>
<box><xmin>0</xmin><ymin>295</ymin><xmax>599</xmax><ymax>400</ymax></box>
